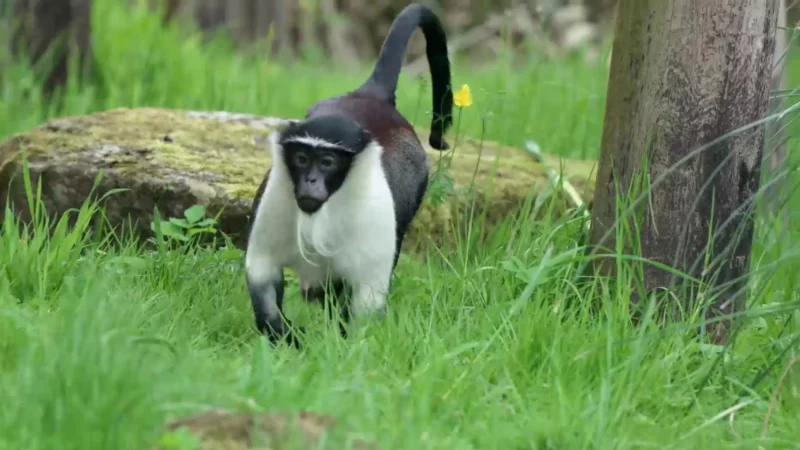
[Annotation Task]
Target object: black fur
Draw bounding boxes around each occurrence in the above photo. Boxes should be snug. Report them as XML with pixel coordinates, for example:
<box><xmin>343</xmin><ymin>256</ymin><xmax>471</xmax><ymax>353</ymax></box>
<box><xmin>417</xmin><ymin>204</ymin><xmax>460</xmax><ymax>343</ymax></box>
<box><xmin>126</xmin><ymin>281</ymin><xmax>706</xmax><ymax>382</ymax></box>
<box><xmin>357</xmin><ymin>3</ymin><xmax>453</xmax><ymax>149</ymax></box>
<box><xmin>278</xmin><ymin>116</ymin><xmax>374</xmax><ymax>214</ymax></box>
<box><xmin>246</xmin><ymin>268</ymin><xmax>304</xmax><ymax>348</ymax></box>
<box><xmin>280</xmin><ymin>115</ymin><xmax>372</xmax><ymax>153</ymax></box>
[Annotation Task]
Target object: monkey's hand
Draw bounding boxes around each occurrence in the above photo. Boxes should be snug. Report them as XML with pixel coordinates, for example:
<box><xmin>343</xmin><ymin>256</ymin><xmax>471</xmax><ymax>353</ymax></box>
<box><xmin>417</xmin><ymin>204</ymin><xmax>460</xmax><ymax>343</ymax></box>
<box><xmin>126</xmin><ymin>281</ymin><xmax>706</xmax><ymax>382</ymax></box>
<box><xmin>429</xmin><ymin>131</ymin><xmax>449</xmax><ymax>150</ymax></box>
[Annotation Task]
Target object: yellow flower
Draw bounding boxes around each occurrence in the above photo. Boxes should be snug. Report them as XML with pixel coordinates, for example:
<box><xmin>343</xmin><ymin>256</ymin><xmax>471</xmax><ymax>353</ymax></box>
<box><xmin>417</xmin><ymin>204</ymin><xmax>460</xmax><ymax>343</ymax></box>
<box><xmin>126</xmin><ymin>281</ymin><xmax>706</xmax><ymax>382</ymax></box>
<box><xmin>453</xmin><ymin>84</ymin><xmax>472</xmax><ymax>108</ymax></box>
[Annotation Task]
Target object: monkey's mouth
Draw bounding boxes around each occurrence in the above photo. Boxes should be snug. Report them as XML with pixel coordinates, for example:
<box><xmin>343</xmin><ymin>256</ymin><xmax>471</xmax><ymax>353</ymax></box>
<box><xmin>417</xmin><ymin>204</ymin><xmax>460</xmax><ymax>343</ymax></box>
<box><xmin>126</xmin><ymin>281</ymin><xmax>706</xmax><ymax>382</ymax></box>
<box><xmin>297</xmin><ymin>197</ymin><xmax>324</xmax><ymax>214</ymax></box>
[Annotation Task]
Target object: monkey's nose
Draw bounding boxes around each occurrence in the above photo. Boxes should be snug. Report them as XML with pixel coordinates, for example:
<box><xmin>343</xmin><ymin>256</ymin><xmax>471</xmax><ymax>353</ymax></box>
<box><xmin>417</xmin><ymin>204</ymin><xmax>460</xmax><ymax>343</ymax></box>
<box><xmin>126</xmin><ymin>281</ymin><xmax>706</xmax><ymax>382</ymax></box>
<box><xmin>297</xmin><ymin>197</ymin><xmax>323</xmax><ymax>214</ymax></box>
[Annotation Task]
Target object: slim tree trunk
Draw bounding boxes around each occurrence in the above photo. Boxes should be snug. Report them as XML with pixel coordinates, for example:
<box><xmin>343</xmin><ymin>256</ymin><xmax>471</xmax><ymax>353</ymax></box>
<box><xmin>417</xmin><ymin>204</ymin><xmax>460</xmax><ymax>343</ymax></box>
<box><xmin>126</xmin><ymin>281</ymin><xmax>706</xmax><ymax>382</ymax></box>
<box><xmin>588</xmin><ymin>0</ymin><xmax>780</xmax><ymax>344</ymax></box>
<box><xmin>226</xmin><ymin>0</ymin><xmax>251</xmax><ymax>44</ymax></box>
<box><xmin>763</xmin><ymin>0</ymin><xmax>789</xmax><ymax>219</ymax></box>
<box><xmin>267</xmin><ymin>0</ymin><xmax>289</xmax><ymax>55</ymax></box>
<box><xmin>8</xmin><ymin>0</ymin><xmax>92</xmax><ymax>96</ymax></box>
<box><xmin>584</xmin><ymin>0</ymin><xmax>618</xmax><ymax>25</ymax></box>
<box><xmin>159</xmin><ymin>0</ymin><xmax>180</xmax><ymax>24</ymax></box>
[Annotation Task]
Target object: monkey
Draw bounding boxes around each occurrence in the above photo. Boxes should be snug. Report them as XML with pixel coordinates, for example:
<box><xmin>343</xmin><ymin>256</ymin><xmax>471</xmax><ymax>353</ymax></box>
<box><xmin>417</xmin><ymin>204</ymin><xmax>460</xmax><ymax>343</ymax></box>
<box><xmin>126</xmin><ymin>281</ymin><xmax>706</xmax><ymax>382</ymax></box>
<box><xmin>244</xmin><ymin>3</ymin><xmax>454</xmax><ymax>347</ymax></box>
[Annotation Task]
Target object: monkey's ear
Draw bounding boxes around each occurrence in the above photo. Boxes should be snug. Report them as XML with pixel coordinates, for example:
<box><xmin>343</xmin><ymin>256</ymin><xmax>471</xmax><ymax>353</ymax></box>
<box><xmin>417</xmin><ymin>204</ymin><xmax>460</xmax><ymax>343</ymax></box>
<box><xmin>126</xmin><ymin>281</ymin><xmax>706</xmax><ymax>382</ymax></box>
<box><xmin>278</xmin><ymin>119</ymin><xmax>300</xmax><ymax>134</ymax></box>
<box><xmin>360</xmin><ymin>127</ymin><xmax>373</xmax><ymax>145</ymax></box>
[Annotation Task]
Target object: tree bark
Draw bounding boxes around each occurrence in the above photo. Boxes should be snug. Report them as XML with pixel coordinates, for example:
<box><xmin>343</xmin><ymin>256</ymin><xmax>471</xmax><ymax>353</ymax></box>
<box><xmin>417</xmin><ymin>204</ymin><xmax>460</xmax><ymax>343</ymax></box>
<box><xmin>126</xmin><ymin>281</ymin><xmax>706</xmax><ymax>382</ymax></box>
<box><xmin>763</xmin><ymin>0</ymin><xmax>789</xmax><ymax>219</ymax></box>
<box><xmin>588</xmin><ymin>0</ymin><xmax>780</xmax><ymax>344</ymax></box>
<box><xmin>8</xmin><ymin>0</ymin><xmax>93</xmax><ymax>96</ymax></box>
<box><xmin>584</xmin><ymin>0</ymin><xmax>618</xmax><ymax>25</ymax></box>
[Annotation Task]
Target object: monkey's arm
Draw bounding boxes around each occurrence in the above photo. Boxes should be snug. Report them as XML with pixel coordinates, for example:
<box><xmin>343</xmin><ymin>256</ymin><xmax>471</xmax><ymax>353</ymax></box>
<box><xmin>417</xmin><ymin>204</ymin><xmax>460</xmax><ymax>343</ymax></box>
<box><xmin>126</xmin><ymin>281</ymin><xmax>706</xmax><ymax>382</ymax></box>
<box><xmin>245</xmin><ymin>259</ymin><xmax>302</xmax><ymax>348</ymax></box>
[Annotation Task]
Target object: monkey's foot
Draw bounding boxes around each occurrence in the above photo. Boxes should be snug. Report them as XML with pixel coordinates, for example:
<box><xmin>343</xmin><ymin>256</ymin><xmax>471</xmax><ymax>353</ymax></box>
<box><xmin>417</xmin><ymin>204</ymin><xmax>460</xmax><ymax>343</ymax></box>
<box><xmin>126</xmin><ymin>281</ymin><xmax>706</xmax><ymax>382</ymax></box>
<box><xmin>260</xmin><ymin>318</ymin><xmax>305</xmax><ymax>349</ymax></box>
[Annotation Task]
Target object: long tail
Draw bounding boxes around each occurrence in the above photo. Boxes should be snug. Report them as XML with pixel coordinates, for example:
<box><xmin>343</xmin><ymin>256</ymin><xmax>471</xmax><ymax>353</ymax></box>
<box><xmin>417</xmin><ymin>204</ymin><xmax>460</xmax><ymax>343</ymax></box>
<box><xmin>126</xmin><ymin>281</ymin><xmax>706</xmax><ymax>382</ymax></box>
<box><xmin>357</xmin><ymin>3</ymin><xmax>453</xmax><ymax>150</ymax></box>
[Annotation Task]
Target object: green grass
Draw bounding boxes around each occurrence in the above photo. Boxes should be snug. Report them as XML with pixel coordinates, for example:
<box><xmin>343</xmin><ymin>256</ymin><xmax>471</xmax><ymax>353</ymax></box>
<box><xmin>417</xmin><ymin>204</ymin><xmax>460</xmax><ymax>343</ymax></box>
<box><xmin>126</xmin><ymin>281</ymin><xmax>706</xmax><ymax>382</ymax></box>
<box><xmin>0</xmin><ymin>0</ymin><xmax>607</xmax><ymax>160</ymax></box>
<box><xmin>2</xmin><ymin>1</ymin><xmax>800</xmax><ymax>449</ymax></box>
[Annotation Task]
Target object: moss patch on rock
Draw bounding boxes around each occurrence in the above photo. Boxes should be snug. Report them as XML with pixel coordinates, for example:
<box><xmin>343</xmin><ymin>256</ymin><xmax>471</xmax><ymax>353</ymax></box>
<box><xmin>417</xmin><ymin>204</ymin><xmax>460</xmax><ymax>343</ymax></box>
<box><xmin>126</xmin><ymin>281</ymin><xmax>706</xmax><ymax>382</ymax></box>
<box><xmin>0</xmin><ymin>107</ymin><xmax>596</xmax><ymax>252</ymax></box>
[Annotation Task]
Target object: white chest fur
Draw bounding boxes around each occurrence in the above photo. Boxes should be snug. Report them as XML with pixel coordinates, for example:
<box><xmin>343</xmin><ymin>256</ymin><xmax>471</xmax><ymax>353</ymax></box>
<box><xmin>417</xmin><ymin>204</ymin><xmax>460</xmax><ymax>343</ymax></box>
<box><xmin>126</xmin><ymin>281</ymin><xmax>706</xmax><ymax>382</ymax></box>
<box><xmin>245</xmin><ymin>132</ymin><xmax>398</xmax><ymax>318</ymax></box>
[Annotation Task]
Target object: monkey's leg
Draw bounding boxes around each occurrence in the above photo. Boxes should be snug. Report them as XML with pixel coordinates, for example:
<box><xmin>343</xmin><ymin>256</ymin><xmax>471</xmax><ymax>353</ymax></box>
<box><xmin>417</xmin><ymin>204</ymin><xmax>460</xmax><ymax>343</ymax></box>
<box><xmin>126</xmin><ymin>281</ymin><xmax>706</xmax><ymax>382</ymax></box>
<box><xmin>307</xmin><ymin>277</ymin><xmax>351</xmax><ymax>338</ymax></box>
<box><xmin>349</xmin><ymin>272</ymin><xmax>391</xmax><ymax>322</ymax></box>
<box><xmin>245</xmin><ymin>257</ymin><xmax>303</xmax><ymax>348</ymax></box>
<box><xmin>325</xmin><ymin>280</ymin><xmax>352</xmax><ymax>338</ymax></box>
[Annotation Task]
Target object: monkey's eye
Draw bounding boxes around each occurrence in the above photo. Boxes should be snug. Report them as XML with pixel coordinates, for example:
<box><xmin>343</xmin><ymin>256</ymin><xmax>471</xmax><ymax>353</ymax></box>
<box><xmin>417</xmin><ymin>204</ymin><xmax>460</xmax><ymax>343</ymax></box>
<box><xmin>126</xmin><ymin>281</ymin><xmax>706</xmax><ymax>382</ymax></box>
<box><xmin>294</xmin><ymin>153</ymin><xmax>310</xmax><ymax>167</ymax></box>
<box><xmin>319</xmin><ymin>155</ymin><xmax>336</xmax><ymax>169</ymax></box>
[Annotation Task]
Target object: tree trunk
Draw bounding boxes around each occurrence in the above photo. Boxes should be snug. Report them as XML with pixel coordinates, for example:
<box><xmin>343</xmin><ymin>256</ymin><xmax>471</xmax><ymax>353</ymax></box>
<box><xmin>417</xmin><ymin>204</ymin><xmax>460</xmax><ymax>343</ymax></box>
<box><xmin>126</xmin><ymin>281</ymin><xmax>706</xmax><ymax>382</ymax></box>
<box><xmin>588</xmin><ymin>0</ymin><xmax>780</xmax><ymax>344</ymax></box>
<box><xmin>763</xmin><ymin>0</ymin><xmax>789</xmax><ymax>220</ymax></box>
<box><xmin>8</xmin><ymin>0</ymin><xmax>93</xmax><ymax>96</ymax></box>
<box><xmin>584</xmin><ymin>0</ymin><xmax>618</xmax><ymax>25</ymax></box>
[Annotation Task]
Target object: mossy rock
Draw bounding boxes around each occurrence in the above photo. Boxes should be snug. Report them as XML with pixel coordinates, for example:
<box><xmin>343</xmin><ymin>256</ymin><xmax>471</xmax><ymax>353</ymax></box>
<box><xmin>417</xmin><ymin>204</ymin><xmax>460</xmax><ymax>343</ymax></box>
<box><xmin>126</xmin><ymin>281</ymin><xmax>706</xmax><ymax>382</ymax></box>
<box><xmin>0</xmin><ymin>107</ymin><xmax>596</xmax><ymax>252</ymax></box>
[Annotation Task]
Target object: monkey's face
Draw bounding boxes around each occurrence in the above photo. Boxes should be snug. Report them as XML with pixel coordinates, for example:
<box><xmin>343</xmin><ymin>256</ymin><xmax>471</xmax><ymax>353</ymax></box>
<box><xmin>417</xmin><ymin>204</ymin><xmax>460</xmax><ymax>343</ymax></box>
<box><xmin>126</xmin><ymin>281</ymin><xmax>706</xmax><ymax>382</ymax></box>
<box><xmin>284</xmin><ymin>146</ymin><xmax>354</xmax><ymax>214</ymax></box>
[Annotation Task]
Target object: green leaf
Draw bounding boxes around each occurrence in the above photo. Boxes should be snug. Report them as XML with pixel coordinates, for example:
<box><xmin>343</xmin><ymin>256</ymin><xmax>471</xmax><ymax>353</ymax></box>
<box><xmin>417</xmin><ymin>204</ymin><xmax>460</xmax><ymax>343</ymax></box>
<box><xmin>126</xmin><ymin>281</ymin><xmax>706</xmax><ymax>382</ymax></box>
<box><xmin>158</xmin><ymin>221</ymin><xmax>189</xmax><ymax>241</ymax></box>
<box><xmin>171</xmin><ymin>233</ymin><xmax>191</xmax><ymax>242</ymax></box>
<box><xmin>169</xmin><ymin>217</ymin><xmax>191</xmax><ymax>229</ymax></box>
<box><xmin>187</xmin><ymin>227</ymin><xmax>215</xmax><ymax>236</ymax></box>
<box><xmin>183</xmin><ymin>205</ymin><xmax>206</xmax><ymax>224</ymax></box>
<box><xmin>159</xmin><ymin>221</ymin><xmax>182</xmax><ymax>234</ymax></box>
<box><xmin>195</xmin><ymin>218</ymin><xmax>217</xmax><ymax>228</ymax></box>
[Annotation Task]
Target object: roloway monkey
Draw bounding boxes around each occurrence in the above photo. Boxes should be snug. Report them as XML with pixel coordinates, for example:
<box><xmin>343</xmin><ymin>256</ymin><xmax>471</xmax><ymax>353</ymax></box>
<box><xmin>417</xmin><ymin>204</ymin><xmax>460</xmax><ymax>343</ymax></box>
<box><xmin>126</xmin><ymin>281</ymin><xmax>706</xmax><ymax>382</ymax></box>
<box><xmin>244</xmin><ymin>3</ymin><xmax>454</xmax><ymax>347</ymax></box>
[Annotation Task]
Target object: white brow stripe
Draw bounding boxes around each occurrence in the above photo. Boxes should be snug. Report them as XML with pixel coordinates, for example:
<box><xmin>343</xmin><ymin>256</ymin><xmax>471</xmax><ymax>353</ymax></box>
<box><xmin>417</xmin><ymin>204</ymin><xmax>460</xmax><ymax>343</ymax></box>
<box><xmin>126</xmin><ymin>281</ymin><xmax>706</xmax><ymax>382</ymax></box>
<box><xmin>283</xmin><ymin>135</ymin><xmax>348</xmax><ymax>151</ymax></box>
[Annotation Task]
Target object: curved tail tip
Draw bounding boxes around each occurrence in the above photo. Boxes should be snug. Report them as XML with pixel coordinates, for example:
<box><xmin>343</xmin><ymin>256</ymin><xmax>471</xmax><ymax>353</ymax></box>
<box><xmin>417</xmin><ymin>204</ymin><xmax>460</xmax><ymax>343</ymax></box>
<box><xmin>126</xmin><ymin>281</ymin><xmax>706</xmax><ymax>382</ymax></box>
<box><xmin>429</xmin><ymin>131</ymin><xmax>449</xmax><ymax>150</ymax></box>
